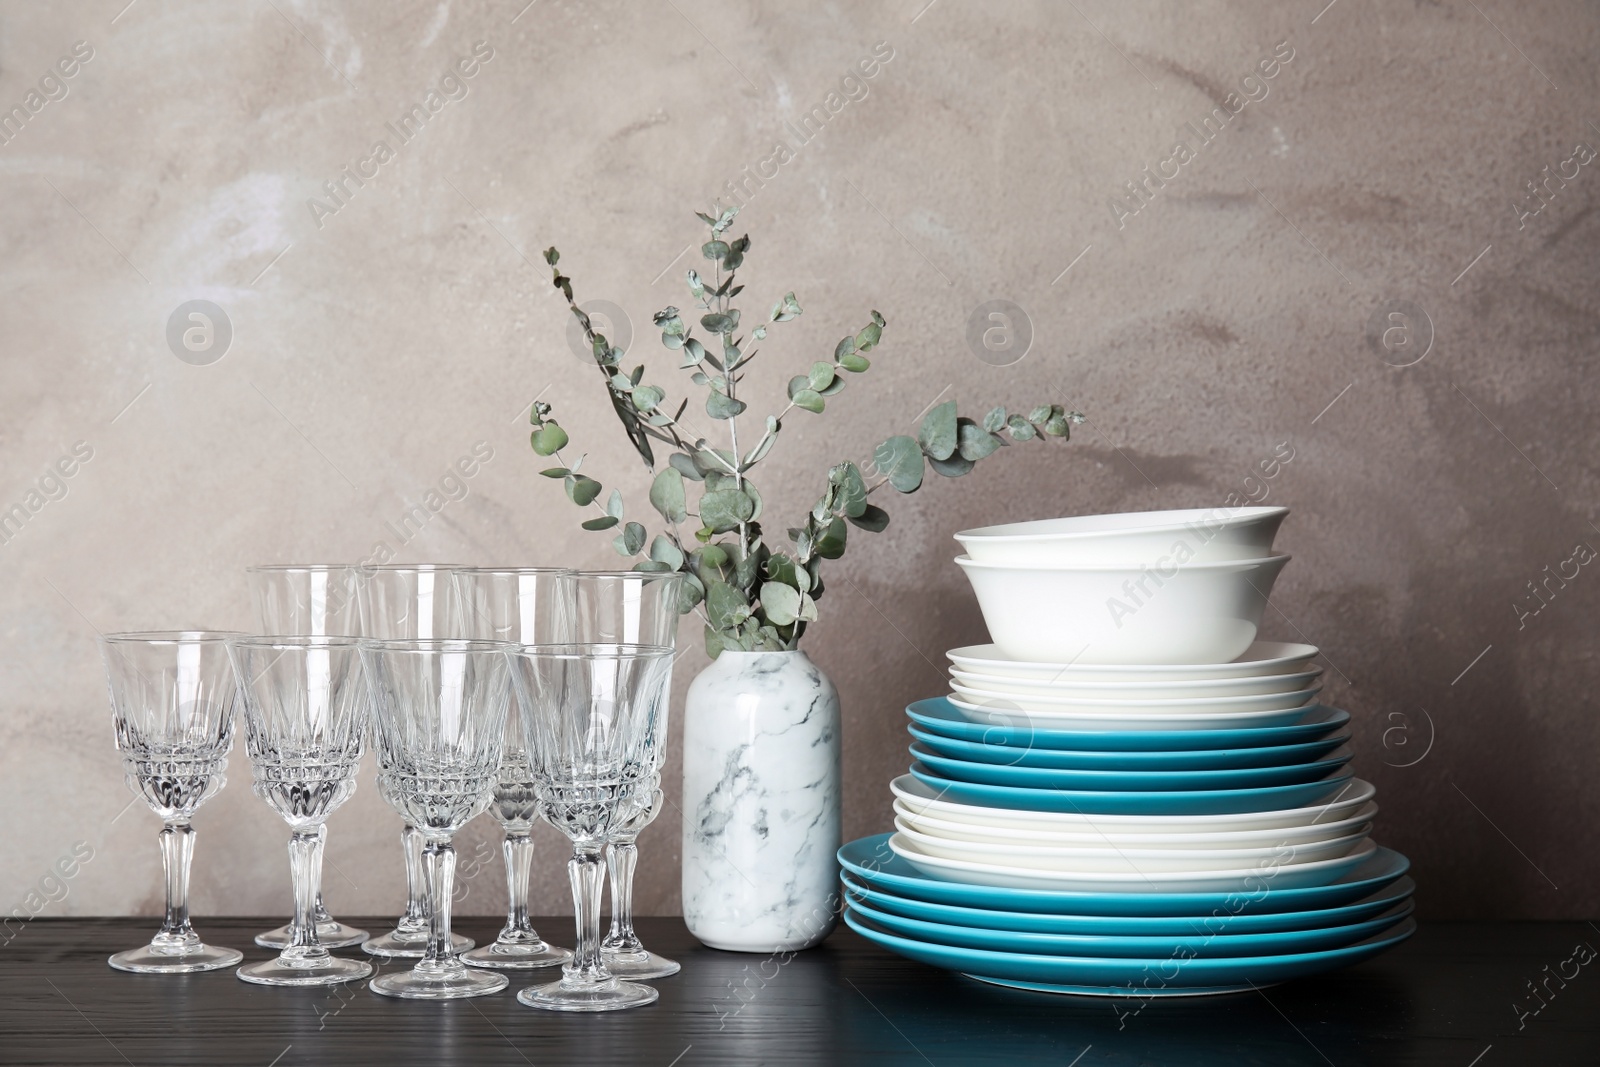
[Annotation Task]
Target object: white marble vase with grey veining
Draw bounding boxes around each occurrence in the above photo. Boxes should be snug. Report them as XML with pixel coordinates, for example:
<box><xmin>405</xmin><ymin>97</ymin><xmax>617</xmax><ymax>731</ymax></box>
<box><xmin>681</xmin><ymin>649</ymin><xmax>841</xmax><ymax>952</ymax></box>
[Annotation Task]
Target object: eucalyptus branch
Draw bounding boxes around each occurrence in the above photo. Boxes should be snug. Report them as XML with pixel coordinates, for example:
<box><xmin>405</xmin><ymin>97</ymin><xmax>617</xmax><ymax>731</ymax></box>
<box><xmin>529</xmin><ymin>207</ymin><xmax>1081</xmax><ymax>657</ymax></box>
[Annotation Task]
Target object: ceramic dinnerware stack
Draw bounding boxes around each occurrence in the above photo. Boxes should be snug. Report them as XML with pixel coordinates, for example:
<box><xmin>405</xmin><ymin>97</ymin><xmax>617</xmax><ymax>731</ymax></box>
<box><xmin>840</xmin><ymin>507</ymin><xmax>1415</xmax><ymax>996</ymax></box>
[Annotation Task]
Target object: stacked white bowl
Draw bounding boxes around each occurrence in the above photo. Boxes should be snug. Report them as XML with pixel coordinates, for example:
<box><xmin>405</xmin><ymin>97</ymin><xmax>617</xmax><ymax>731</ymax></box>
<box><xmin>839</xmin><ymin>507</ymin><xmax>1414</xmax><ymax>997</ymax></box>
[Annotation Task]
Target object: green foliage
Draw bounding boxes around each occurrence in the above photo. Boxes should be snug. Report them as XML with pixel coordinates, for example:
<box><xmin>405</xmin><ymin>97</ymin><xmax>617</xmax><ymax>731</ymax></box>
<box><xmin>530</xmin><ymin>209</ymin><xmax>1081</xmax><ymax>655</ymax></box>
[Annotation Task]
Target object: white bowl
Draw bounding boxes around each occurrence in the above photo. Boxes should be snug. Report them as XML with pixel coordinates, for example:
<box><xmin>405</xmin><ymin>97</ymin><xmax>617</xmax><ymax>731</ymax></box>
<box><xmin>893</xmin><ymin>799</ymin><xmax>1379</xmax><ymax>849</ymax></box>
<box><xmin>891</xmin><ymin>817</ymin><xmax>1370</xmax><ymax>873</ymax></box>
<box><xmin>949</xmin><ymin>683</ymin><xmax>1321</xmax><ymax>718</ymax></box>
<box><xmin>947</xmin><ymin>641</ymin><xmax>1319</xmax><ymax>682</ymax></box>
<box><xmin>946</xmin><ymin>696</ymin><xmax>1315</xmax><ymax>732</ymax></box>
<box><xmin>954</xmin><ymin>506</ymin><xmax>1288</xmax><ymax>567</ymax></box>
<box><xmin>888</xmin><ymin>833</ymin><xmax>1379</xmax><ymax>893</ymax></box>
<box><xmin>955</xmin><ymin>554</ymin><xmax>1290</xmax><ymax>665</ymax></box>
<box><xmin>889</xmin><ymin>773</ymin><xmax>1377</xmax><ymax>834</ymax></box>
<box><xmin>948</xmin><ymin>667</ymin><xmax>1323</xmax><ymax>700</ymax></box>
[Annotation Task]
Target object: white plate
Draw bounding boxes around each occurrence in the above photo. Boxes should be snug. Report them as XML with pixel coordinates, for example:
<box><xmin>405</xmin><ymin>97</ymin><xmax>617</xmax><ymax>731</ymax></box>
<box><xmin>949</xmin><ymin>684</ymin><xmax>1322</xmax><ymax>717</ymax></box>
<box><xmin>894</xmin><ymin>799</ymin><xmax>1380</xmax><ymax>849</ymax></box>
<box><xmin>948</xmin><ymin>667</ymin><xmax>1323</xmax><ymax>700</ymax></box>
<box><xmin>947</xmin><ymin>696</ymin><xmax>1317</xmax><ymax>732</ymax></box>
<box><xmin>947</xmin><ymin>641</ymin><xmax>1319</xmax><ymax>682</ymax></box>
<box><xmin>890</xmin><ymin>774</ymin><xmax>1378</xmax><ymax>834</ymax></box>
<box><xmin>889</xmin><ymin>833</ymin><xmax>1380</xmax><ymax>893</ymax></box>
<box><xmin>892</xmin><ymin>817</ymin><xmax>1371</xmax><ymax>873</ymax></box>
<box><xmin>954</xmin><ymin>507</ymin><xmax>1288</xmax><ymax>567</ymax></box>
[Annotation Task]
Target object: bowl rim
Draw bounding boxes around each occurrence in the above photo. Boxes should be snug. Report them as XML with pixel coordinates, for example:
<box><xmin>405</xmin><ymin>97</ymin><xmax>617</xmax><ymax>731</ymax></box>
<box><xmin>946</xmin><ymin>640</ymin><xmax>1319</xmax><ymax>674</ymax></box>
<box><xmin>947</xmin><ymin>665</ymin><xmax>1325</xmax><ymax>692</ymax></box>
<box><xmin>948</xmin><ymin>683</ymin><xmax>1323</xmax><ymax>711</ymax></box>
<box><xmin>893</xmin><ymin>798</ymin><xmax>1381</xmax><ymax>843</ymax></box>
<box><xmin>955</xmin><ymin>506</ymin><xmax>1288</xmax><ymax>543</ymax></box>
<box><xmin>953</xmin><ymin>552</ymin><xmax>1291</xmax><ymax>574</ymax></box>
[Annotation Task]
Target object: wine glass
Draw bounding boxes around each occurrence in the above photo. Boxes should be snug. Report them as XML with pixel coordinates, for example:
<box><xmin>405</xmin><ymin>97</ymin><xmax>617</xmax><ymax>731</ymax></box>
<box><xmin>450</xmin><ymin>568</ymin><xmax>575</xmax><ymax>972</ymax></box>
<box><xmin>100</xmin><ymin>631</ymin><xmax>245</xmax><ymax>974</ymax></box>
<box><xmin>361</xmin><ymin>639</ymin><xmax>513</xmax><ymax>999</ymax></box>
<box><xmin>246</xmin><ymin>564</ymin><xmax>367</xmax><ymax>950</ymax></box>
<box><xmin>354</xmin><ymin>564</ymin><xmax>473</xmax><ymax>958</ymax></box>
<box><xmin>508</xmin><ymin>642</ymin><xmax>674</xmax><ymax>1012</ymax></box>
<box><xmin>228</xmin><ymin>636</ymin><xmax>373</xmax><ymax>986</ymax></box>
<box><xmin>572</xmin><ymin>571</ymin><xmax>683</xmax><ymax>980</ymax></box>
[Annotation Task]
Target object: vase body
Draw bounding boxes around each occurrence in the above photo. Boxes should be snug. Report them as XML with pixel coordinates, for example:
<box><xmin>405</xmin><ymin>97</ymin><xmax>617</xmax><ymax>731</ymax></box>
<box><xmin>681</xmin><ymin>649</ymin><xmax>841</xmax><ymax>953</ymax></box>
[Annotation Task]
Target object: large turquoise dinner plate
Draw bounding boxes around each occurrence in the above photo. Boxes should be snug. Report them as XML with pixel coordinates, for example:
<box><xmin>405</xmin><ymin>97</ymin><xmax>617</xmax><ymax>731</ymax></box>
<box><xmin>838</xmin><ymin>833</ymin><xmax>1411</xmax><ymax>916</ymax></box>
<box><xmin>845</xmin><ymin>894</ymin><xmax>1414</xmax><ymax>959</ymax></box>
<box><xmin>907</xmin><ymin>697</ymin><xmax>1350</xmax><ymax>752</ymax></box>
<box><xmin>907</xmin><ymin>723</ymin><xmax>1351</xmax><ymax>771</ymax></box>
<box><xmin>843</xmin><ymin>907</ymin><xmax>1417</xmax><ymax>996</ymax></box>
<box><xmin>840</xmin><ymin>871</ymin><xmax>1416</xmax><ymax>936</ymax></box>
<box><xmin>908</xmin><ymin>742</ymin><xmax>1352</xmax><ymax>791</ymax></box>
<box><xmin>909</xmin><ymin>763</ymin><xmax>1354</xmax><ymax>816</ymax></box>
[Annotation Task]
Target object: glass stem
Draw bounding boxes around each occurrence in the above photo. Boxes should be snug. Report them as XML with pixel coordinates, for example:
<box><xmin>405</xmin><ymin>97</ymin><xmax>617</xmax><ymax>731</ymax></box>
<box><xmin>566</xmin><ymin>845</ymin><xmax>609</xmax><ymax>984</ymax></box>
<box><xmin>422</xmin><ymin>839</ymin><xmax>458</xmax><ymax>967</ymax></box>
<box><xmin>604</xmin><ymin>839</ymin><xmax>639</xmax><ymax>949</ymax></box>
<box><xmin>312</xmin><ymin>824</ymin><xmax>334</xmax><ymax>925</ymax></box>
<box><xmin>501</xmin><ymin>831</ymin><xmax>533</xmax><ymax>940</ymax></box>
<box><xmin>401</xmin><ymin>823</ymin><xmax>427</xmax><ymax>929</ymax></box>
<box><xmin>155</xmin><ymin>821</ymin><xmax>197</xmax><ymax>950</ymax></box>
<box><xmin>284</xmin><ymin>829</ymin><xmax>330</xmax><ymax>964</ymax></box>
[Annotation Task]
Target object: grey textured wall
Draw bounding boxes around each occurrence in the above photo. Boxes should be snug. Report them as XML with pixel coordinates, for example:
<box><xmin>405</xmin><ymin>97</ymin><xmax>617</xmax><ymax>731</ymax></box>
<box><xmin>2</xmin><ymin>0</ymin><xmax>1597</xmax><ymax>925</ymax></box>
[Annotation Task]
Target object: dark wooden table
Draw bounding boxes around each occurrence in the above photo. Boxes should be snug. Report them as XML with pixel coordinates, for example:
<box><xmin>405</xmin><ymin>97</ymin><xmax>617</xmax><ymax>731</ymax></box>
<box><xmin>2</xmin><ymin>917</ymin><xmax>1596</xmax><ymax>1065</ymax></box>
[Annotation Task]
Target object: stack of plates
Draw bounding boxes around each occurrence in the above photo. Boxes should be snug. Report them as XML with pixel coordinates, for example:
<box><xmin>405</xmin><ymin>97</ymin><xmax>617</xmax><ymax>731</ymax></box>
<box><xmin>841</xmin><ymin>509</ymin><xmax>1414</xmax><ymax>995</ymax></box>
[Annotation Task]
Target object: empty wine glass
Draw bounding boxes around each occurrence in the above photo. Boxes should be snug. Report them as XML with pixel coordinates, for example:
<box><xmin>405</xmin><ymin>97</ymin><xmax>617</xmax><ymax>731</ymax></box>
<box><xmin>451</xmin><ymin>567</ymin><xmax>575</xmax><ymax>972</ymax></box>
<box><xmin>362</xmin><ymin>639</ymin><xmax>513</xmax><ymax>999</ymax></box>
<box><xmin>229</xmin><ymin>636</ymin><xmax>372</xmax><ymax>986</ymax></box>
<box><xmin>509</xmin><ymin>643</ymin><xmax>674</xmax><ymax>1012</ymax></box>
<box><xmin>354</xmin><ymin>564</ymin><xmax>473</xmax><ymax>958</ymax></box>
<box><xmin>246</xmin><ymin>564</ymin><xmax>367</xmax><ymax>951</ymax></box>
<box><xmin>572</xmin><ymin>571</ymin><xmax>683</xmax><ymax>980</ymax></box>
<box><xmin>100</xmin><ymin>631</ymin><xmax>245</xmax><ymax>974</ymax></box>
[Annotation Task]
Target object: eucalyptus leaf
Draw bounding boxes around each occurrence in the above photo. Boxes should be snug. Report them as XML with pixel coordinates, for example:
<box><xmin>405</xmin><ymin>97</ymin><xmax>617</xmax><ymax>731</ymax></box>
<box><xmin>831</xmin><ymin>462</ymin><xmax>868</xmax><ymax>518</ymax></box>
<box><xmin>581</xmin><ymin>515</ymin><xmax>619</xmax><ymax>531</ymax></box>
<box><xmin>839</xmin><ymin>352</ymin><xmax>870</xmax><ymax>373</ymax></box>
<box><xmin>649</xmin><ymin>467</ymin><xmax>688</xmax><ymax>524</ymax></box>
<box><xmin>705</xmin><ymin>580</ymin><xmax>750</xmax><ymax>631</ymax></box>
<box><xmin>530</xmin><ymin>423</ymin><xmax>568</xmax><ymax>456</ymax></box>
<box><xmin>633</xmin><ymin>560</ymin><xmax>673</xmax><ymax>573</ymax></box>
<box><xmin>834</xmin><ymin>336</ymin><xmax>856</xmax><ymax>361</ymax></box>
<box><xmin>808</xmin><ymin>362</ymin><xmax>835</xmax><ymax>392</ymax></box>
<box><xmin>701</xmin><ymin>312</ymin><xmax>734</xmax><ymax>333</ymax></box>
<box><xmin>929</xmin><ymin>452</ymin><xmax>976</xmax><ymax>478</ymax></box>
<box><xmin>818</xmin><ymin>377</ymin><xmax>847</xmax><ymax>397</ymax></box>
<box><xmin>649</xmin><ymin>535</ymin><xmax>685</xmax><ymax>570</ymax></box>
<box><xmin>983</xmin><ymin>406</ymin><xmax>1007</xmax><ymax>433</ymax></box>
<box><xmin>848</xmin><ymin>503</ymin><xmax>890</xmax><ymax>532</ymax></box>
<box><xmin>620</xmin><ymin>521</ymin><xmax>647</xmax><ymax>554</ymax></box>
<box><xmin>815</xmin><ymin>516</ymin><xmax>848</xmax><ymax>559</ymax></box>
<box><xmin>1044</xmin><ymin>413</ymin><xmax>1071</xmax><ymax>437</ymax></box>
<box><xmin>706</xmin><ymin>391</ymin><xmax>747</xmax><ymax>419</ymax></box>
<box><xmin>873</xmin><ymin>435</ymin><xmax>924</xmax><ymax>493</ymax></box>
<box><xmin>702</xmin><ymin>240</ymin><xmax>729</xmax><ymax>260</ymax></box>
<box><xmin>669</xmin><ymin>452</ymin><xmax>704</xmax><ymax>481</ymax></box>
<box><xmin>1029</xmin><ymin>405</ymin><xmax>1053</xmax><ymax>424</ymax></box>
<box><xmin>566</xmin><ymin>474</ymin><xmax>602</xmax><ymax>506</ymax></box>
<box><xmin>632</xmin><ymin>385</ymin><xmax>664</xmax><ymax>413</ymax></box>
<box><xmin>606</xmin><ymin>489</ymin><xmax>625</xmax><ymax>518</ymax></box>
<box><xmin>1007</xmin><ymin>414</ymin><xmax>1037</xmax><ymax>441</ymax></box>
<box><xmin>677</xmin><ymin>571</ymin><xmax>705</xmax><ymax>612</ymax></box>
<box><xmin>760</xmin><ymin>582</ymin><xmax>802</xmax><ymax>626</ymax></box>
<box><xmin>743</xmin><ymin>480</ymin><xmax>763</xmax><ymax>522</ymax></box>
<box><xmin>700</xmin><ymin>488</ymin><xmax>755</xmax><ymax>532</ymax></box>
<box><xmin>956</xmin><ymin>418</ymin><xmax>1004</xmax><ymax>461</ymax></box>
<box><xmin>796</xmin><ymin>591</ymin><xmax>819</xmax><ymax>622</ymax></box>
<box><xmin>539</xmin><ymin>467</ymin><xmax>568</xmax><ymax>479</ymax></box>
<box><xmin>856</xmin><ymin>321</ymin><xmax>882</xmax><ymax>350</ymax></box>
<box><xmin>918</xmin><ymin>400</ymin><xmax>959</xmax><ymax>461</ymax></box>
<box><xmin>792</xmin><ymin>389</ymin><xmax>825</xmax><ymax>414</ymax></box>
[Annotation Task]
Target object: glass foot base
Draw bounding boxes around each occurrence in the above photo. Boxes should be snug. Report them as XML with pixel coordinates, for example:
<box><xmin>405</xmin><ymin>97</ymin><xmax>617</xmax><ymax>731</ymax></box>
<box><xmin>370</xmin><ymin>963</ymin><xmax>508</xmax><ymax>1000</ymax></box>
<box><xmin>255</xmin><ymin>920</ymin><xmax>368</xmax><ymax>950</ymax></box>
<box><xmin>602</xmin><ymin>948</ymin><xmax>680</xmax><ymax>980</ymax></box>
<box><xmin>237</xmin><ymin>954</ymin><xmax>373</xmax><ymax>987</ymax></box>
<box><xmin>517</xmin><ymin>976</ymin><xmax>659</xmax><ymax>1012</ymax></box>
<box><xmin>109</xmin><ymin>943</ymin><xmax>243</xmax><ymax>974</ymax></box>
<box><xmin>362</xmin><ymin>929</ymin><xmax>474</xmax><ymax>958</ymax></box>
<box><xmin>463</xmin><ymin>940</ymin><xmax>573</xmax><ymax>970</ymax></box>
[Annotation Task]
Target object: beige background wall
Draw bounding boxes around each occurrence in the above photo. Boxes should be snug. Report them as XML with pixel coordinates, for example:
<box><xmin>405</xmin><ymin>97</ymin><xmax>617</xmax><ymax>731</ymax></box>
<box><xmin>2</xmin><ymin>0</ymin><xmax>1597</xmax><ymax>924</ymax></box>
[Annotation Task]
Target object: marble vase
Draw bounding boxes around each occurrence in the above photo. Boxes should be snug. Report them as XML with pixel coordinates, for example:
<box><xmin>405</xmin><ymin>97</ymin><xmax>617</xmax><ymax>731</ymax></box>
<box><xmin>681</xmin><ymin>649</ymin><xmax>842</xmax><ymax>953</ymax></box>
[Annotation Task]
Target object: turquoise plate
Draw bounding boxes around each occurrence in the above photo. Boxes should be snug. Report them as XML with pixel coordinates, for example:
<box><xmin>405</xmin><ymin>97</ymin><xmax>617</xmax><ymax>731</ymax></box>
<box><xmin>840</xmin><ymin>871</ymin><xmax>1416</xmax><ymax>935</ymax></box>
<box><xmin>908</xmin><ymin>697</ymin><xmax>1351</xmax><ymax>752</ymax></box>
<box><xmin>907</xmin><ymin>723</ymin><xmax>1351</xmax><ymax>771</ymax></box>
<box><xmin>846</xmin><ymin>894</ymin><xmax>1414</xmax><ymax>959</ymax></box>
<box><xmin>843</xmin><ymin>908</ymin><xmax>1416</xmax><ymax>996</ymax></box>
<box><xmin>839</xmin><ymin>834</ymin><xmax>1411</xmax><ymax>916</ymax></box>
<box><xmin>909</xmin><ymin>763</ymin><xmax>1354</xmax><ymax>816</ymax></box>
<box><xmin>909</xmin><ymin>742</ymin><xmax>1352</xmax><ymax>791</ymax></box>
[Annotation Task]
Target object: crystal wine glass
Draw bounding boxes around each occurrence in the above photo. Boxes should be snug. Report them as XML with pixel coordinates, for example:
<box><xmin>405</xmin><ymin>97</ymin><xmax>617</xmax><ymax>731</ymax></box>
<box><xmin>450</xmin><ymin>567</ymin><xmax>575</xmax><ymax>972</ymax></box>
<box><xmin>361</xmin><ymin>638</ymin><xmax>513</xmax><ymax>999</ymax></box>
<box><xmin>246</xmin><ymin>564</ymin><xmax>367</xmax><ymax>951</ymax></box>
<box><xmin>509</xmin><ymin>642</ymin><xmax>674</xmax><ymax>1012</ymax></box>
<box><xmin>229</xmin><ymin>636</ymin><xmax>373</xmax><ymax>986</ymax></box>
<box><xmin>100</xmin><ymin>631</ymin><xmax>245</xmax><ymax>974</ymax></box>
<box><xmin>354</xmin><ymin>564</ymin><xmax>473</xmax><ymax>958</ymax></box>
<box><xmin>572</xmin><ymin>571</ymin><xmax>683</xmax><ymax>980</ymax></box>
